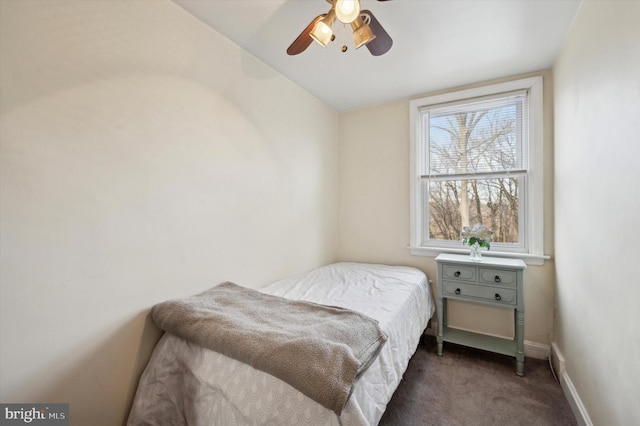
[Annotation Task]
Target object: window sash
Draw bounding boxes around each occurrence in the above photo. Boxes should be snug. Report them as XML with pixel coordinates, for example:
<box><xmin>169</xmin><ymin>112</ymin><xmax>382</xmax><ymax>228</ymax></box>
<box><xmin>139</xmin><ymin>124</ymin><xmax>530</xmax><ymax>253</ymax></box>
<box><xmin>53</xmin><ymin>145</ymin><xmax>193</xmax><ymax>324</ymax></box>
<box><xmin>420</xmin><ymin>90</ymin><xmax>529</xmax><ymax>178</ymax></box>
<box><xmin>420</xmin><ymin>173</ymin><xmax>527</xmax><ymax>250</ymax></box>
<box><xmin>409</xmin><ymin>76</ymin><xmax>545</xmax><ymax>263</ymax></box>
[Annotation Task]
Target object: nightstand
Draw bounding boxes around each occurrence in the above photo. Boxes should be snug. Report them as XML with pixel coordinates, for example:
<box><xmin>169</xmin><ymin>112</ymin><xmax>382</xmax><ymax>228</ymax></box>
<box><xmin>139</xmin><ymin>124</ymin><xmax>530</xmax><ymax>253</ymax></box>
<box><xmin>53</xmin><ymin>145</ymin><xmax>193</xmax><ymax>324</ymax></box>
<box><xmin>435</xmin><ymin>253</ymin><xmax>527</xmax><ymax>376</ymax></box>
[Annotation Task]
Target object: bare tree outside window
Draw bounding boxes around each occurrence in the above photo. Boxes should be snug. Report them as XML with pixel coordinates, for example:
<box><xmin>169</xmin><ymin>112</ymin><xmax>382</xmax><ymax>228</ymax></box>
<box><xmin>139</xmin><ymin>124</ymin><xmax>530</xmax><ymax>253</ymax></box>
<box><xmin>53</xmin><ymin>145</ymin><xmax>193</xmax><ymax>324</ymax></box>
<box><xmin>423</xmin><ymin>93</ymin><xmax>526</xmax><ymax>246</ymax></box>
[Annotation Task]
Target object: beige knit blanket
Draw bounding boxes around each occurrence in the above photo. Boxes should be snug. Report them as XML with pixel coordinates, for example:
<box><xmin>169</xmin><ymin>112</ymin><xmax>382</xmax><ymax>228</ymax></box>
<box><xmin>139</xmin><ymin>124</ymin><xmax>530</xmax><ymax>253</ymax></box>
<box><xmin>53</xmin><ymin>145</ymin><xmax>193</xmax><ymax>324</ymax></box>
<box><xmin>151</xmin><ymin>282</ymin><xmax>388</xmax><ymax>415</ymax></box>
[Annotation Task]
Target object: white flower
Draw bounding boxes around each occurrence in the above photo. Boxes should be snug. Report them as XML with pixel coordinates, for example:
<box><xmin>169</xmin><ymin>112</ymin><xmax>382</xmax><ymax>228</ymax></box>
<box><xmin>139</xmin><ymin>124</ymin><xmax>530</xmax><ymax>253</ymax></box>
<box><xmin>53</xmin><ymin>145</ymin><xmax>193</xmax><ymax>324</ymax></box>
<box><xmin>461</xmin><ymin>225</ymin><xmax>493</xmax><ymax>249</ymax></box>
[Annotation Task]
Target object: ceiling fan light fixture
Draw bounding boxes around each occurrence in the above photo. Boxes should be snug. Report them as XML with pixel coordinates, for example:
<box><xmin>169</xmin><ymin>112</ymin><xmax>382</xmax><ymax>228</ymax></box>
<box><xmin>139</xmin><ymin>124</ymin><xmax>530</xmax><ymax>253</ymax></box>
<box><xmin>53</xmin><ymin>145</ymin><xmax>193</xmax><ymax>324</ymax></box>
<box><xmin>286</xmin><ymin>1</ymin><xmax>392</xmax><ymax>56</ymax></box>
<box><xmin>310</xmin><ymin>10</ymin><xmax>336</xmax><ymax>47</ymax></box>
<box><xmin>351</xmin><ymin>17</ymin><xmax>376</xmax><ymax>48</ymax></box>
<box><xmin>335</xmin><ymin>0</ymin><xmax>361</xmax><ymax>24</ymax></box>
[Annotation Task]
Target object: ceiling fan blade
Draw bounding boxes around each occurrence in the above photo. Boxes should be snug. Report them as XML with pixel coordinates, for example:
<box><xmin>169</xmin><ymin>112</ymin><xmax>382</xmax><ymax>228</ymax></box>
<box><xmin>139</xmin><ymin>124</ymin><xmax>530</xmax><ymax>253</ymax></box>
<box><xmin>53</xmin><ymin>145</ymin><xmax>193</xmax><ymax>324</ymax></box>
<box><xmin>361</xmin><ymin>10</ymin><xmax>393</xmax><ymax>56</ymax></box>
<box><xmin>287</xmin><ymin>15</ymin><xmax>325</xmax><ymax>55</ymax></box>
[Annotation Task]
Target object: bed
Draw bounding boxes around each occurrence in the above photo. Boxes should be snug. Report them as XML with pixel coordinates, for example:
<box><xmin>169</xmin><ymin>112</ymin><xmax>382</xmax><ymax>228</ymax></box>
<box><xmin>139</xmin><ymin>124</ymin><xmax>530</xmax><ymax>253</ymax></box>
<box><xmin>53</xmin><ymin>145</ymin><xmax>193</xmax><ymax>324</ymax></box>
<box><xmin>128</xmin><ymin>262</ymin><xmax>435</xmax><ymax>425</ymax></box>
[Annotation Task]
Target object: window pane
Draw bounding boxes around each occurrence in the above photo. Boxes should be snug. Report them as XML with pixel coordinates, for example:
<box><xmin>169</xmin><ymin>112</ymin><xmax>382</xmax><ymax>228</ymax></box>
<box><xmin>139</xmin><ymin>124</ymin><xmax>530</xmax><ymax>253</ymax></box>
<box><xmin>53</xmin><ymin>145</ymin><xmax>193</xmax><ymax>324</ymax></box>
<box><xmin>427</xmin><ymin>93</ymin><xmax>526</xmax><ymax>176</ymax></box>
<box><xmin>427</xmin><ymin>177</ymin><xmax>520</xmax><ymax>244</ymax></box>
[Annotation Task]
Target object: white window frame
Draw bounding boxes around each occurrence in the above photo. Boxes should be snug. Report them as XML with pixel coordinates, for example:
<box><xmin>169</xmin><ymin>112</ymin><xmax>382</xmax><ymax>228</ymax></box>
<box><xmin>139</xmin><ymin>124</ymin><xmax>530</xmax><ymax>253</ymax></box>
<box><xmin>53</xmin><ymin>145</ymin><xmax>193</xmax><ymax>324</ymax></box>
<box><xmin>409</xmin><ymin>76</ymin><xmax>548</xmax><ymax>265</ymax></box>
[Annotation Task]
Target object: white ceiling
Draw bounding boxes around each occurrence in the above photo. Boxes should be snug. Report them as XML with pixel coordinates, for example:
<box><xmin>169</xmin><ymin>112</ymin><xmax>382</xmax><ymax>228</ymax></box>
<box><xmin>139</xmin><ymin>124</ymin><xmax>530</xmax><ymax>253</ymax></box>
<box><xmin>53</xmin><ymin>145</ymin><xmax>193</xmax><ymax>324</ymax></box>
<box><xmin>172</xmin><ymin>0</ymin><xmax>582</xmax><ymax>112</ymax></box>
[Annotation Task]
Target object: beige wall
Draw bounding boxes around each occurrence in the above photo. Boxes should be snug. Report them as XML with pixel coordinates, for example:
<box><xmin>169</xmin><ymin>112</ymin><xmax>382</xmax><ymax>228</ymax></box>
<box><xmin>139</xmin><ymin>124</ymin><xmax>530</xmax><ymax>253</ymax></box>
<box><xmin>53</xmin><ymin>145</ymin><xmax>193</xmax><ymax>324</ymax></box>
<box><xmin>337</xmin><ymin>71</ymin><xmax>557</xmax><ymax>346</ymax></box>
<box><xmin>0</xmin><ymin>1</ymin><xmax>337</xmax><ymax>424</ymax></box>
<box><xmin>553</xmin><ymin>1</ymin><xmax>640</xmax><ymax>424</ymax></box>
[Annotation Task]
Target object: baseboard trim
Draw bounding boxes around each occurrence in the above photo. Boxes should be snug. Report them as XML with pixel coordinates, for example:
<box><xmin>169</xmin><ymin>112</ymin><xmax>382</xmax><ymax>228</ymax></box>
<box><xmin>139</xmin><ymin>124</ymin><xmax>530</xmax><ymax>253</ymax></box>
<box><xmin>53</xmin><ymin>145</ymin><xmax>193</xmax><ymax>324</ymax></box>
<box><xmin>560</xmin><ymin>371</ymin><xmax>593</xmax><ymax>426</ymax></box>
<box><xmin>524</xmin><ymin>340</ymin><xmax>549</xmax><ymax>360</ymax></box>
<box><xmin>550</xmin><ymin>342</ymin><xmax>565</xmax><ymax>376</ymax></box>
<box><xmin>551</xmin><ymin>343</ymin><xmax>593</xmax><ymax>426</ymax></box>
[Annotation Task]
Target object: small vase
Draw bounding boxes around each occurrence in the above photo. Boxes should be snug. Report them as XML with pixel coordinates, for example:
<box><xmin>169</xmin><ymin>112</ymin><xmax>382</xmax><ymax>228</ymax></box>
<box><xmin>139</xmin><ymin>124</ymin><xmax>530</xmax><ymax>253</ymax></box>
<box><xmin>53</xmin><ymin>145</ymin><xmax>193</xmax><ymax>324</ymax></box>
<box><xmin>469</xmin><ymin>242</ymin><xmax>482</xmax><ymax>261</ymax></box>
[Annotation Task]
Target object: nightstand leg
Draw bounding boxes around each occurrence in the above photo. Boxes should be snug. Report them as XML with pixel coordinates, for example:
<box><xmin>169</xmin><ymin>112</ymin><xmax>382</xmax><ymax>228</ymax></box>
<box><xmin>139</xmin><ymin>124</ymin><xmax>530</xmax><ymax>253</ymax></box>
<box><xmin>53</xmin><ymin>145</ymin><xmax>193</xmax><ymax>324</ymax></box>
<box><xmin>515</xmin><ymin>309</ymin><xmax>525</xmax><ymax>376</ymax></box>
<box><xmin>437</xmin><ymin>297</ymin><xmax>444</xmax><ymax>356</ymax></box>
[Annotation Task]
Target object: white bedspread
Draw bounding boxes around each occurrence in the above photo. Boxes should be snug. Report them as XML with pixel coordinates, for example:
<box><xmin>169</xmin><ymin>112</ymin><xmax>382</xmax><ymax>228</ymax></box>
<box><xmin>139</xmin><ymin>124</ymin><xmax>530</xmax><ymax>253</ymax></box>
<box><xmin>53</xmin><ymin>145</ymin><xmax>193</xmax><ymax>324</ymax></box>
<box><xmin>128</xmin><ymin>262</ymin><xmax>434</xmax><ymax>426</ymax></box>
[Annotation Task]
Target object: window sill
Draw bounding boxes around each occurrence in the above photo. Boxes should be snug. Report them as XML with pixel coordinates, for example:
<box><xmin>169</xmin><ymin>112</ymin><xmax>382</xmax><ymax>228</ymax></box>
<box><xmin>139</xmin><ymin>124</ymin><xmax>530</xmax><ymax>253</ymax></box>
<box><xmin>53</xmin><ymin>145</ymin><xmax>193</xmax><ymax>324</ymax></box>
<box><xmin>408</xmin><ymin>246</ymin><xmax>551</xmax><ymax>266</ymax></box>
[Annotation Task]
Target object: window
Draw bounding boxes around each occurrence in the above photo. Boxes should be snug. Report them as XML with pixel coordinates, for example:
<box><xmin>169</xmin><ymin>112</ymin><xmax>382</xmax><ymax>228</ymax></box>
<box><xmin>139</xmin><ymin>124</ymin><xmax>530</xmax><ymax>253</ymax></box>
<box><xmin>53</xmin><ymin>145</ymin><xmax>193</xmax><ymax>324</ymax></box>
<box><xmin>409</xmin><ymin>77</ymin><xmax>545</xmax><ymax>264</ymax></box>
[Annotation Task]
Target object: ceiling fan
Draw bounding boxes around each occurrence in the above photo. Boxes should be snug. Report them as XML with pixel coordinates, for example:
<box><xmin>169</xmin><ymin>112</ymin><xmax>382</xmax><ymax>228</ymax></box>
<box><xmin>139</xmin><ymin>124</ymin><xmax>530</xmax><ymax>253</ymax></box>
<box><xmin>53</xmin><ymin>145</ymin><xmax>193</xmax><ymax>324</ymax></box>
<box><xmin>287</xmin><ymin>0</ymin><xmax>393</xmax><ymax>56</ymax></box>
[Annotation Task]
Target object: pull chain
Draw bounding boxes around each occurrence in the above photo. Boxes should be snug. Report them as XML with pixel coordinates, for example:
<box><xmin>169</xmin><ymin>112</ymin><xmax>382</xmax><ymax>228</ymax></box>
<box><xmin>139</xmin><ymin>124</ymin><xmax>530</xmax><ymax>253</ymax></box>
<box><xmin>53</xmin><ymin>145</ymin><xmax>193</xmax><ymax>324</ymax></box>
<box><xmin>338</xmin><ymin>22</ymin><xmax>348</xmax><ymax>52</ymax></box>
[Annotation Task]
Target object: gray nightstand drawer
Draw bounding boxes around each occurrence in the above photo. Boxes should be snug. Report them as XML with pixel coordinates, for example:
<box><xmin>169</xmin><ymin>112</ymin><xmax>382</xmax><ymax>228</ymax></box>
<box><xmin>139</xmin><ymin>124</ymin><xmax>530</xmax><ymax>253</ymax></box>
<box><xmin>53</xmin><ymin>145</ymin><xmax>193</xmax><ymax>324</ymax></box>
<box><xmin>479</xmin><ymin>268</ymin><xmax>517</xmax><ymax>287</ymax></box>
<box><xmin>443</xmin><ymin>281</ymin><xmax>517</xmax><ymax>306</ymax></box>
<box><xmin>442</xmin><ymin>264</ymin><xmax>476</xmax><ymax>281</ymax></box>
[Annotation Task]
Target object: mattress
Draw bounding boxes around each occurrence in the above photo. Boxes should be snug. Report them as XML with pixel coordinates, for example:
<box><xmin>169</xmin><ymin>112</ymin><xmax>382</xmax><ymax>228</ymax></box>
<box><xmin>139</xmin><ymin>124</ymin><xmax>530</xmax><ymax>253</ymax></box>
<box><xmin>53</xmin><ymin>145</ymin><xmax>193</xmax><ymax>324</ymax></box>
<box><xmin>128</xmin><ymin>262</ymin><xmax>435</xmax><ymax>426</ymax></box>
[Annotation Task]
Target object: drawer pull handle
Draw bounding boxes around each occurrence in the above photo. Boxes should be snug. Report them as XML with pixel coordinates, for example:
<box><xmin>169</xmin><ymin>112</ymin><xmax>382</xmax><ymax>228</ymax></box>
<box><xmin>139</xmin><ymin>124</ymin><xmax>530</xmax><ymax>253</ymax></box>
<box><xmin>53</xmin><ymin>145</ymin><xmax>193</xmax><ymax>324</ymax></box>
<box><xmin>495</xmin><ymin>293</ymin><xmax>502</xmax><ymax>301</ymax></box>
<box><xmin>454</xmin><ymin>271</ymin><xmax>461</xmax><ymax>277</ymax></box>
<box><xmin>455</xmin><ymin>288</ymin><xmax>461</xmax><ymax>295</ymax></box>
<box><xmin>494</xmin><ymin>275</ymin><xmax>501</xmax><ymax>283</ymax></box>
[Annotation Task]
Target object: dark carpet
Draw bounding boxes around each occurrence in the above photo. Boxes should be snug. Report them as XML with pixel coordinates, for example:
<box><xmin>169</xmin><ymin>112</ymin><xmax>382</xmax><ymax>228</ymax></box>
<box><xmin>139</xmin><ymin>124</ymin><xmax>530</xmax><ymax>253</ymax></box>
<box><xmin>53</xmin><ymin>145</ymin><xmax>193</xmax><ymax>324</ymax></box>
<box><xmin>379</xmin><ymin>336</ymin><xmax>578</xmax><ymax>426</ymax></box>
